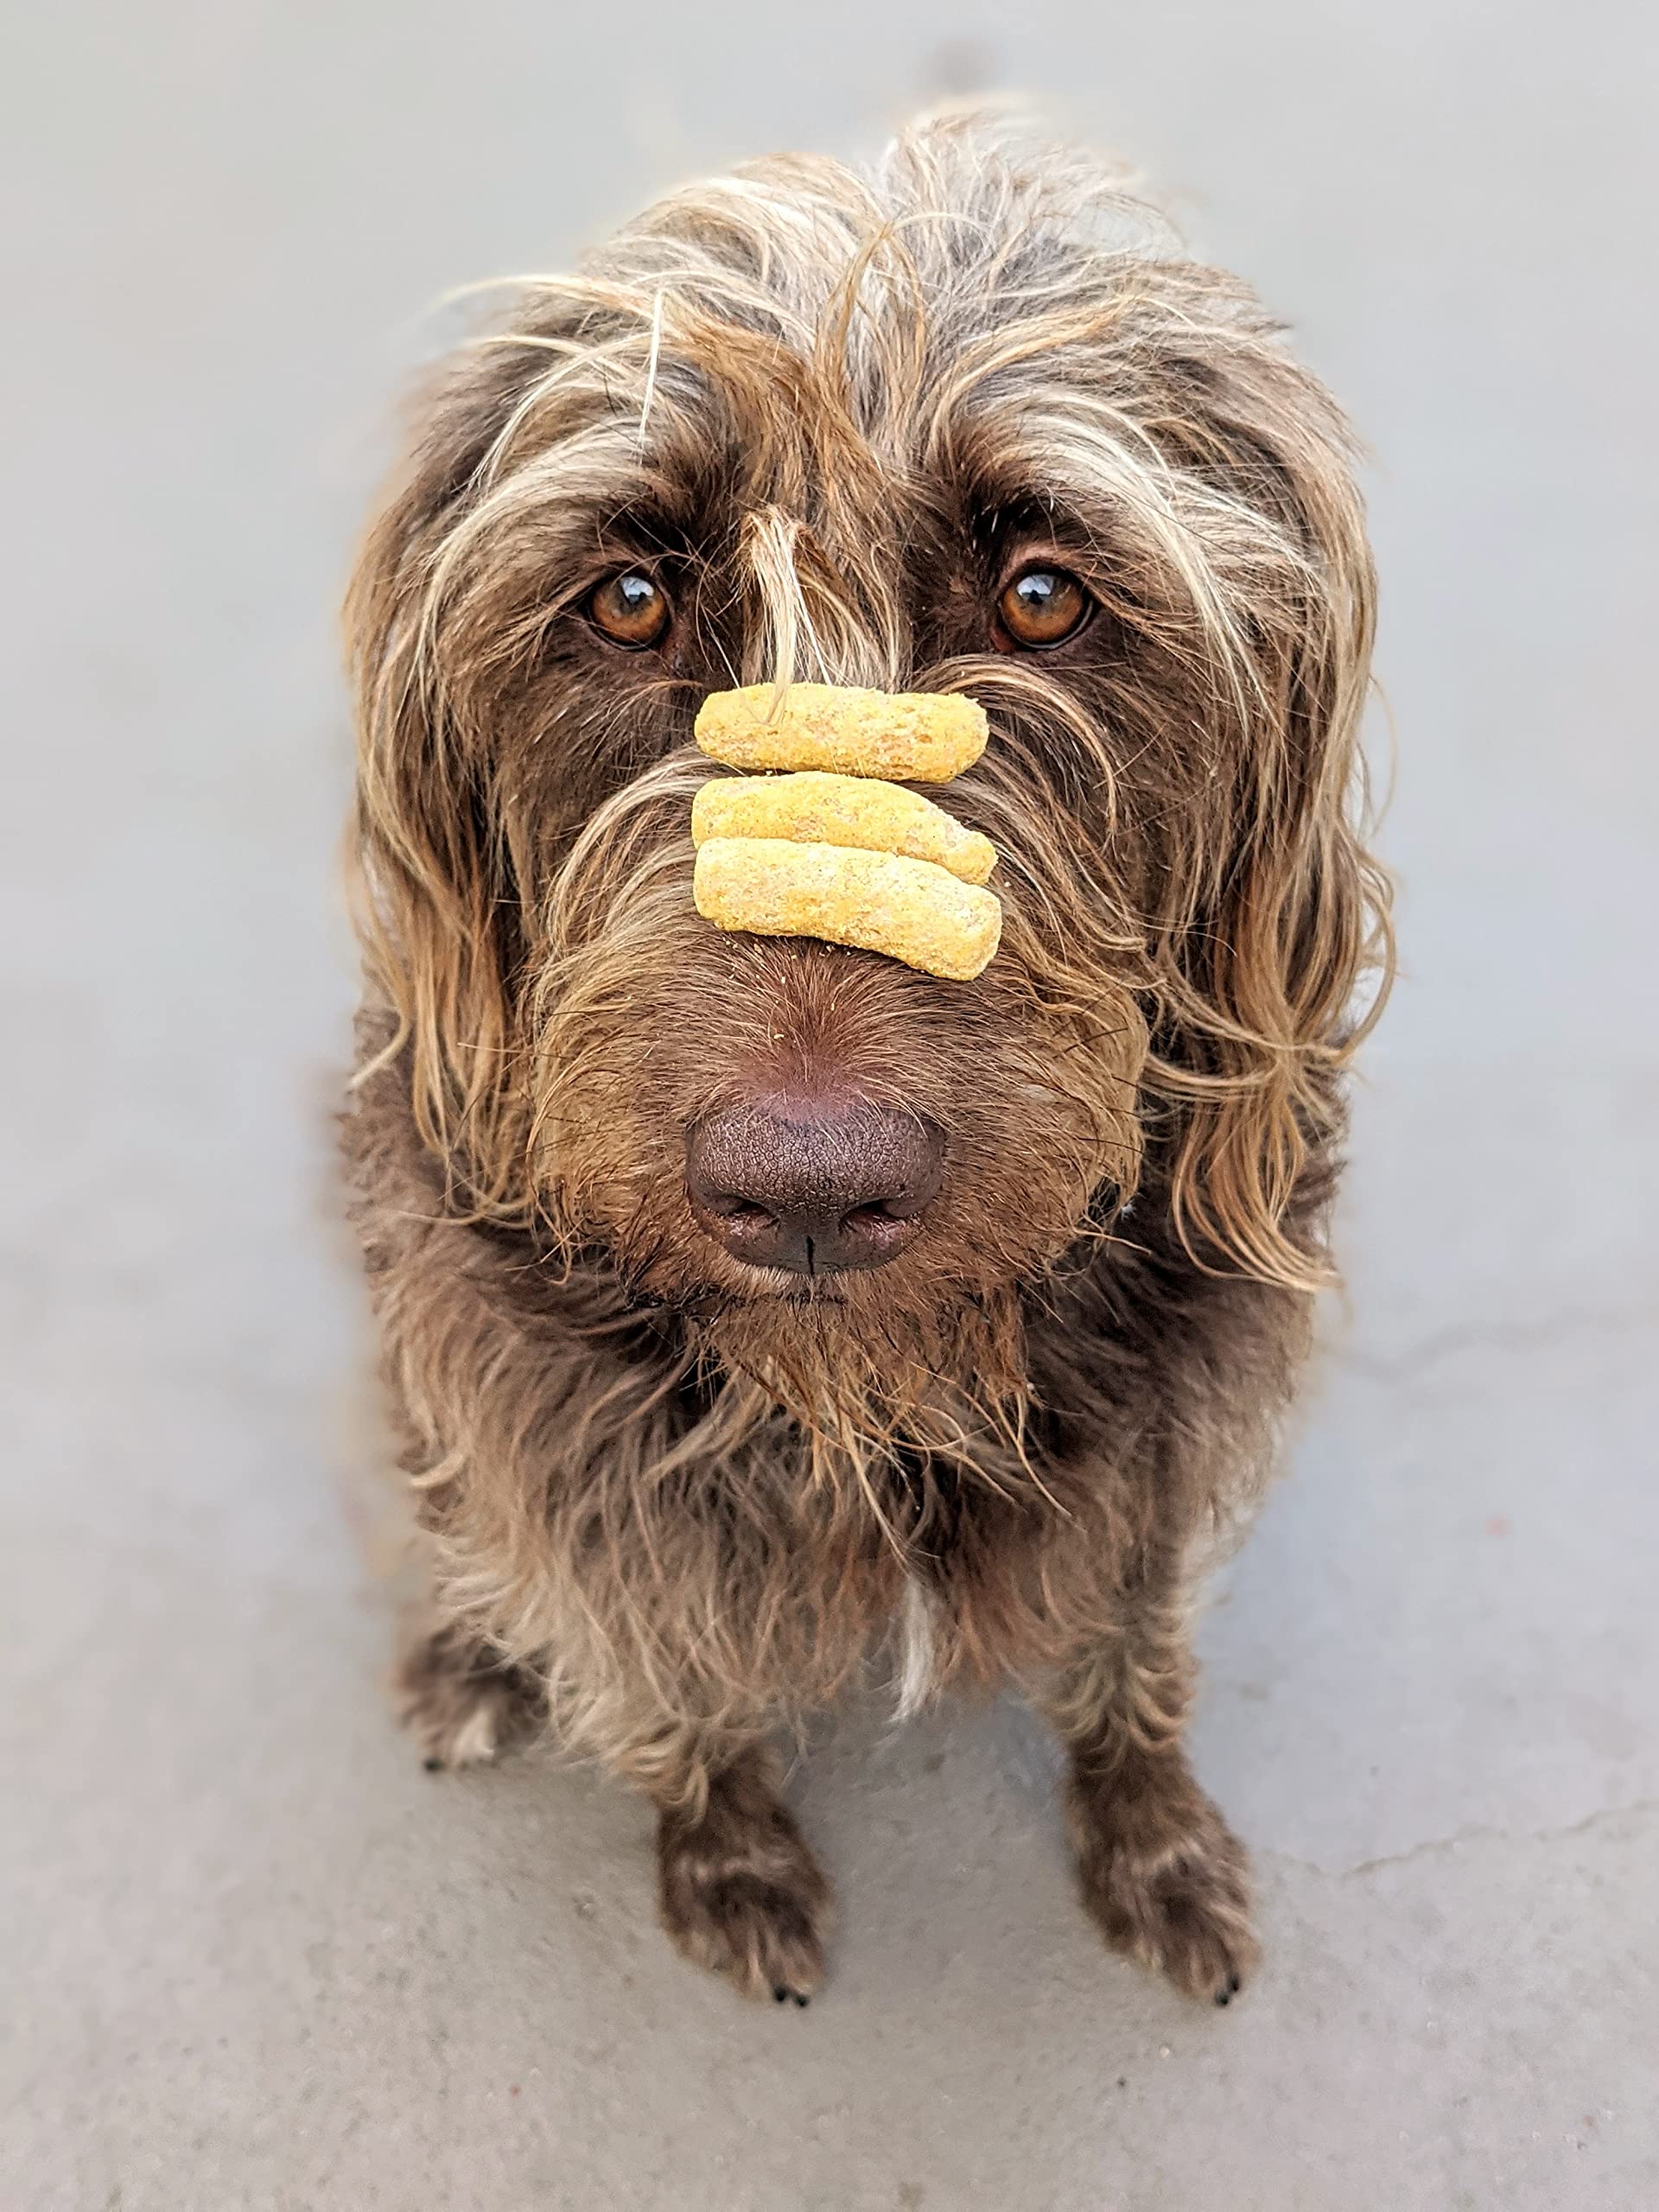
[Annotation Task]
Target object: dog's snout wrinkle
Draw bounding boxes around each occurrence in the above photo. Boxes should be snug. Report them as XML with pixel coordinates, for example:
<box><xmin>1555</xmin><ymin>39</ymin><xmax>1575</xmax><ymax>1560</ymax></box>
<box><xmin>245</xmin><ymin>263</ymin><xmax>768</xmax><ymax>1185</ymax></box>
<box><xmin>685</xmin><ymin>1098</ymin><xmax>944</xmax><ymax>1275</ymax></box>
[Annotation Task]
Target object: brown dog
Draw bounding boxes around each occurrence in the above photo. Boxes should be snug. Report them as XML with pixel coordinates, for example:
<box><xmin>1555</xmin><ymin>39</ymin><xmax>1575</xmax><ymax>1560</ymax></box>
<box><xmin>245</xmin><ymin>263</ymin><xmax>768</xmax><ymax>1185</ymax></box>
<box><xmin>341</xmin><ymin>111</ymin><xmax>1391</xmax><ymax>2007</ymax></box>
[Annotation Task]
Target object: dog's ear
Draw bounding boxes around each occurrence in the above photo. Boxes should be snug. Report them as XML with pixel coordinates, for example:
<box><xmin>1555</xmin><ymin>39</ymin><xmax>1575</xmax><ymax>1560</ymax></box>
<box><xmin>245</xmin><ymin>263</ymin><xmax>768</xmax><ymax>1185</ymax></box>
<box><xmin>344</xmin><ymin>361</ymin><xmax>531</xmax><ymax>1205</ymax></box>
<box><xmin>1154</xmin><ymin>366</ymin><xmax>1395</xmax><ymax>1290</ymax></box>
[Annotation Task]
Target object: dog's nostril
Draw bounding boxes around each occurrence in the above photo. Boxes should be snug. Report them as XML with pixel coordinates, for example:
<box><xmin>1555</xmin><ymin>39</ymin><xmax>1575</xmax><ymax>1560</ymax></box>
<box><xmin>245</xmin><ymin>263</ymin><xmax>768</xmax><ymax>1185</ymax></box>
<box><xmin>705</xmin><ymin>1194</ymin><xmax>770</xmax><ymax>1223</ymax></box>
<box><xmin>684</xmin><ymin>1099</ymin><xmax>944</xmax><ymax>1276</ymax></box>
<box><xmin>842</xmin><ymin>1200</ymin><xmax>899</xmax><ymax>1230</ymax></box>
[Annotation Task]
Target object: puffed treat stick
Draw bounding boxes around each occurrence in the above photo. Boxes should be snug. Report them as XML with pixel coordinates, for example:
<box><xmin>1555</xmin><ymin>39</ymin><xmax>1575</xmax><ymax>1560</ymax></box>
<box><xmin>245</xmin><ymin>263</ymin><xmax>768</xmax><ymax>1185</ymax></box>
<box><xmin>693</xmin><ymin>836</ymin><xmax>1003</xmax><ymax>982</ymax></box>
<box><xmin>694</xmin><ymin>683</ymin><xmax>988</xmax><ymax>784</ymax></box>
<box><xmin>690</xmin><ymin>771</ymin><xmax>996</xmax><ymax>887</ymax></box>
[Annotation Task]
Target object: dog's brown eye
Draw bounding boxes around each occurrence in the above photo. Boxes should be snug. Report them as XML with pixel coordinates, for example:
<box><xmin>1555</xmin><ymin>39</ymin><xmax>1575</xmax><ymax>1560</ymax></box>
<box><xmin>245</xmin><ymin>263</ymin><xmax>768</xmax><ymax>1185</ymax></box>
<box><xmin>995</xmin><ymin>565</ymin><xmax>1092</xmax><ymax>650</ymax></box>
<box><xmin>588</xmin><ymin>570</ymin><xmax>671</xmax><ymax>650</ymax></box>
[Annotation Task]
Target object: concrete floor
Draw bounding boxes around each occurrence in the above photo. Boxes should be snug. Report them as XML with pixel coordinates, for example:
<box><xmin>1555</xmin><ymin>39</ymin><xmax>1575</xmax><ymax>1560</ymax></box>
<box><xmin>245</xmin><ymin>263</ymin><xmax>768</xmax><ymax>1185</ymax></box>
<box><xmin>4</xmin><ymin>4</ymin><xmax>1656</xmax><ymax>2207</ymax></box>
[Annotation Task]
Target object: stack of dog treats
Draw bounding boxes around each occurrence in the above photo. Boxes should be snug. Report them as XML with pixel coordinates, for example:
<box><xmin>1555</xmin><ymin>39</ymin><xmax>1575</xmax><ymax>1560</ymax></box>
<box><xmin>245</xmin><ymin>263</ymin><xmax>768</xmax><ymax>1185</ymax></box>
<box><xmin>690</xmin><ymin>683</ymin><xmax>1001</xmax><ymax>981</ymax></box>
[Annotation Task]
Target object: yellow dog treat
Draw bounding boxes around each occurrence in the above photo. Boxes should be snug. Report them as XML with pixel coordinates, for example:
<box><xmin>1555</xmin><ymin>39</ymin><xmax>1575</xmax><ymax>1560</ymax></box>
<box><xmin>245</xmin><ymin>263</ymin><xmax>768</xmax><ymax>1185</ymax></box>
<box><xmin>695</xmin><ymin>683</ymin><xmax>988</xmax><ymax>784</ymax></box>
<box><xmin>690</xmin><ymin>771</ymin><xmax>996</xmax><ymax>887</ymax></box>
<box><xmin>694</xmin><ymin>837</ymin><xmax>1002</xmax><ymax>982</ymax></box>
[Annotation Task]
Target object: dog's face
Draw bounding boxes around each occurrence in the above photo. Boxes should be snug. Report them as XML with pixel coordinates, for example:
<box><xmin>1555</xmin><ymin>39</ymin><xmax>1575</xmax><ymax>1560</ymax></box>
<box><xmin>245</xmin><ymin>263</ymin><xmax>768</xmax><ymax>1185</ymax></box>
<box><xmin>349</xmin><ymin>120</ymin><xmax>1387</xmax><ymax>1425</ymax></box>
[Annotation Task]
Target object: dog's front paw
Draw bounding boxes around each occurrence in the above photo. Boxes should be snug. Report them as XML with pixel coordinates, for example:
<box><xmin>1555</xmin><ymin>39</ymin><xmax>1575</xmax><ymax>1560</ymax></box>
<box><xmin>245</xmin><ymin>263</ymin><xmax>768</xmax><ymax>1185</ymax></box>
<box><xmin>658</xmin><ymin>1770</ymin><xmax>831</xmax><ymax>2005</ymax></box>
<box><xmin>395</xmin><ymin>1620</ymin><xmax>547</xmax><ymax>1771</ymax></box>
<box><xmin>1067</xmin><ymin>1764</ymin><xmax>1259</xmax><ymax>2005</ymax></box>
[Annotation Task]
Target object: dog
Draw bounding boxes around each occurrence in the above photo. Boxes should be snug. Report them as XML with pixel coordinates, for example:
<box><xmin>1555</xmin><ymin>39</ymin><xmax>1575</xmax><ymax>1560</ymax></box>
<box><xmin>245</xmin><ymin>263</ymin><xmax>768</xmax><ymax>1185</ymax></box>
<box><xmin>341</xmin><ymin>110</ymin><xmax>1391</xmax><ymax>2007</ymax></box>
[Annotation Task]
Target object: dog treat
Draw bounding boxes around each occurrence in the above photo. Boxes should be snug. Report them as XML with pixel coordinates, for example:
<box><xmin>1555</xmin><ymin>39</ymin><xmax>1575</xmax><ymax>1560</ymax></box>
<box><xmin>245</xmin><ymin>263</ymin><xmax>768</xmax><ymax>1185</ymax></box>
<box><xmin>694</xmin><ymin>836</ymin><xmax>1002</xmax><ymax>982</ymax></box>
<box><xmin>695</xmin><ymin>683</ymin><xmax>988</xmax><ymax>784</ymax></box>
<box><xmin>690</xmin><ymin>771</ymin><xmax>996</xmax><ymax>887</ymax></box>
<box><xmin>690</xmin><ymin>683</ymin><xmax>1001</xmax><ymax>979</ymax></box>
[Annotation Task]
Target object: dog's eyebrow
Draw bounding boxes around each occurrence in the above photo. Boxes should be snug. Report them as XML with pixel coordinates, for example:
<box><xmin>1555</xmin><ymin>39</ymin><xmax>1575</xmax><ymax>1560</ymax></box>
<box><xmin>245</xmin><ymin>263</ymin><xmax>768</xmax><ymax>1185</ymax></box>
<box><xmin>586</xmin><ymin>504</ymin><xmax>726</xmax><ymax>575</ymax></box>
<box><xmin>957</xmin><ymin>482</ymin><xmax>1116</xmax><ymax>575</ymax></box>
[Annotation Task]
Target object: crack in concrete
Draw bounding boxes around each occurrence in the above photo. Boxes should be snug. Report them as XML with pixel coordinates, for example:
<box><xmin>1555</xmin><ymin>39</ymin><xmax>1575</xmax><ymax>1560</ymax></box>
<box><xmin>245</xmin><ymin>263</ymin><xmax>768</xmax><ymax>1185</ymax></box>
<box><xmin>1332</xmin><ymin>1305</ymin><xmax>1658</xmax><ymax>1382</ymax></box>
<box><xmin>1261</xmin><ymin>1796</ymin><xmax>1658</xmax><ymax>1883</ymax></box>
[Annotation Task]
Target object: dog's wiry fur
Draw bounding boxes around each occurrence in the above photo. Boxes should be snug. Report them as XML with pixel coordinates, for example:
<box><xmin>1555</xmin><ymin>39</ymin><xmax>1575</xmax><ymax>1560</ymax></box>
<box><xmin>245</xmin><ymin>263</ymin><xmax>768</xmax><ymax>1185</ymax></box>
<box><xmin>342</xmin><ymin>111</ymin><xmax>1390</xmax><ymax>2005</ymax></box>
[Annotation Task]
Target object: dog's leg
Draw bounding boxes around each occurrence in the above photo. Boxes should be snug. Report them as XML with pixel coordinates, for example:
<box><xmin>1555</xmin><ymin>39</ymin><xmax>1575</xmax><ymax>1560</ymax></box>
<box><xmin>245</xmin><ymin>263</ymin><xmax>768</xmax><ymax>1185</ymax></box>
<box><xmin>395</xmin><ymin>1615</ymin><xmax>548</xmax><ymax>1772</ymax></box>
<box><xmin>654</xmin><ymin>1743</ymin><xmax>830</xmax><ymax>2005</ymax></box>
<box><xmin>1045</xmin><ymin>1548</ymin><xmax>1257</xmax><ymax>2005</ymax></box>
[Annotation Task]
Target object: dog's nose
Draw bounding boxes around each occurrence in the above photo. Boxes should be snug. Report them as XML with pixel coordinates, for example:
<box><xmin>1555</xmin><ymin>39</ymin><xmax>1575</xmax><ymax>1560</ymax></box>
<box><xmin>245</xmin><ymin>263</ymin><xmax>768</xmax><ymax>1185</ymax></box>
<box><xmin>685</xmin><ymin>1098</ymin><xmax>944</xmax><ymax>1274</ymax></box>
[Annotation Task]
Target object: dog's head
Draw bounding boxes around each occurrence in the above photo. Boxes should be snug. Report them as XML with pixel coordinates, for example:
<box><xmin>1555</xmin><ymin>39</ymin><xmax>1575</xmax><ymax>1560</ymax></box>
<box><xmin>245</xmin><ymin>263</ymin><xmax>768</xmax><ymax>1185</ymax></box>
<box><xmin>347</xmin><ymin>113</ymin><xmax>1389</xmax><ymax>1429</ymax></box>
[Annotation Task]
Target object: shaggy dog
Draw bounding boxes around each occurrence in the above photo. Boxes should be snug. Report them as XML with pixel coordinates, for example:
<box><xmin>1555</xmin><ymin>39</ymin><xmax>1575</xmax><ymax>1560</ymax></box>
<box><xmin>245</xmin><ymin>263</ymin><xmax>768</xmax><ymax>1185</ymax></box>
<box><xmin>342</xmin><ymin>111</ymin><xmax>1391</xmax><ymax>2007</ymax></box>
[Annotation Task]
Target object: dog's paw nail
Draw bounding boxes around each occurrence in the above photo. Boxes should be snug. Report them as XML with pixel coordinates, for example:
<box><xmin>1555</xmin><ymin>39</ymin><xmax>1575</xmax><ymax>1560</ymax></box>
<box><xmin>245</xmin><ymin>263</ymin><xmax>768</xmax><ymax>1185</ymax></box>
<box><xmin>1214</xmin><ymin>1987</ymin><xmax>1231</xmax><ymax>2006</ymax></box>
<box><xmin>423</xmin><ymin>1756</ymin><xmax>443</xmax><ymax>1773</ymax></box>
<box><xmin>1215</xmin><ymin>1972</ymin><xmax>1242</xmax><ymax>2005</ymax></box>
<box><xmin>773</xmin><ymin>1986</ymin><xmax>788</xmax><ymax>2003</ymax></box>
<box><xmin>792</xmin><ymin>1993</ymin><xmax>810</xmax><ymax>2007</ymax></box>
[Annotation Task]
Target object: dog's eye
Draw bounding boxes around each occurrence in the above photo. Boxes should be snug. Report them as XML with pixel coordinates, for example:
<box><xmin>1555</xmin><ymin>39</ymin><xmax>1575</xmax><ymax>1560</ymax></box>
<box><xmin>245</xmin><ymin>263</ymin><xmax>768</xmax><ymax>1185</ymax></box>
<box><xmin>587</xmin><ymin>570</ymin><xmax>671</xmax><ymax>650</ymax></box>
<box><xmin>995</xmin><ymin>565</ymin><xmax>1093</xmax><ymax>651</ymax></box>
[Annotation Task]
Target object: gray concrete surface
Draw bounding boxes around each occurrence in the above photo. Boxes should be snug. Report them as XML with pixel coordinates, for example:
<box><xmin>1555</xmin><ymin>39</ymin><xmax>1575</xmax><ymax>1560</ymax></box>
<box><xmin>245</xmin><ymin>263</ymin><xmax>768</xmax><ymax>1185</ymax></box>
<box><xmin>3</xmin><ymin>4</ymin><xmax>1656</xmax><ymax>2207</ymax></box>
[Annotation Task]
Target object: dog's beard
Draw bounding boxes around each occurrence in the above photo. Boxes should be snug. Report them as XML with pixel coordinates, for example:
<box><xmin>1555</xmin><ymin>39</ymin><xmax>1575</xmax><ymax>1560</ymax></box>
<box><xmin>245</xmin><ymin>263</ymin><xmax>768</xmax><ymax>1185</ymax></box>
<box><xmin>658</xmin><ymin>1265</ymin><xmax>1046</xmax><ymax>1549</ymax></box>
<box><xmin>683</xmin><ymin>1259</ymin><xmax>1030</xmax><ymax>1451</ymax></box>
